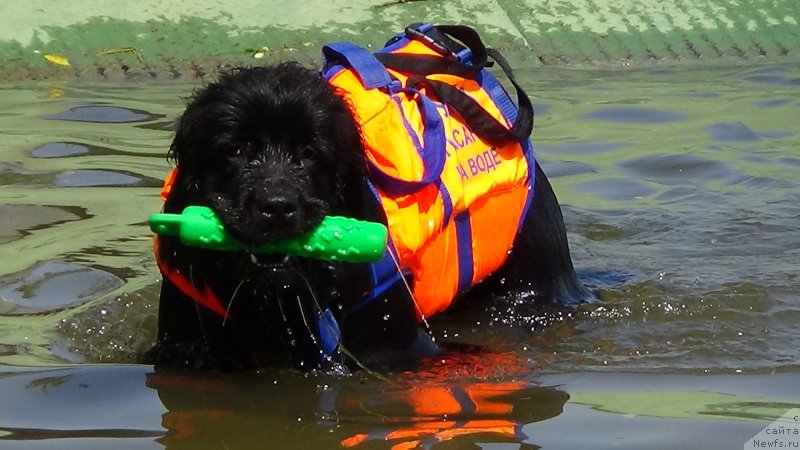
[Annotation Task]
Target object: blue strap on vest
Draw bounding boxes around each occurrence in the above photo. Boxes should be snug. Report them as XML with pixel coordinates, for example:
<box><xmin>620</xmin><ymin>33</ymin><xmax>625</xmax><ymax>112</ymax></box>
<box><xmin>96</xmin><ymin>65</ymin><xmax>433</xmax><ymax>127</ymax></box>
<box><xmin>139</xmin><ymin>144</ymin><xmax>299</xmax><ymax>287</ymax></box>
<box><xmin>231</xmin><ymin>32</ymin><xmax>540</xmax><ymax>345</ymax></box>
<box><xmin>322</xmin><ymin>42</ymin><xmax>392</xmax><ymax>89</ymax></box>
<box><xmin>357</xmin><ymin>181</ymin><xmax>406</xmax><ymax>310</ymax></box>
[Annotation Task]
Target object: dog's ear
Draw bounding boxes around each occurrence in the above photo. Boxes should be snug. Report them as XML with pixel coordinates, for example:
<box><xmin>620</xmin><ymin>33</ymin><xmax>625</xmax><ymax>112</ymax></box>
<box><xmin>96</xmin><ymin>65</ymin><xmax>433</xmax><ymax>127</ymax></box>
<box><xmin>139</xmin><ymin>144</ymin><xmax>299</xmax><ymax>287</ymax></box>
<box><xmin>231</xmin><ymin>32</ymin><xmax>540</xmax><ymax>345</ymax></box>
<box><xmin>167</xmin><ymin>82</ymin><xmax>226</xmax><ymax>184</ymax></box>
<box><xmin>166</xmin><ymin>121</ymin><xmax>187</xmax><ymax>167</ymax></box>
<box><xmin>328</xmin><ymin>95</ymin><xmax>368</xmax><ymax>215</ymax></box>
<box><xmin>166</xmin><ymin>114</ymin><xmax>202</xmax><ymax>195</ymax></box>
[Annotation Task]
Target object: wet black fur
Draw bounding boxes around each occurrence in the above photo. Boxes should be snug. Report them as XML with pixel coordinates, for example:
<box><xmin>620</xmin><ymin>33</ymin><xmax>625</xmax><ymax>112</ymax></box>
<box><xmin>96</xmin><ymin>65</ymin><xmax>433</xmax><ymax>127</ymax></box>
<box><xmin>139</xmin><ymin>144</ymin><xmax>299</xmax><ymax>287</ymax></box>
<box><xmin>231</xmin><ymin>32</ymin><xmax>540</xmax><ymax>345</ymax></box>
<box><xmin>149</xmin><ymin>63</ymin><xmax>592</xmax><ymax>371</ymax></box>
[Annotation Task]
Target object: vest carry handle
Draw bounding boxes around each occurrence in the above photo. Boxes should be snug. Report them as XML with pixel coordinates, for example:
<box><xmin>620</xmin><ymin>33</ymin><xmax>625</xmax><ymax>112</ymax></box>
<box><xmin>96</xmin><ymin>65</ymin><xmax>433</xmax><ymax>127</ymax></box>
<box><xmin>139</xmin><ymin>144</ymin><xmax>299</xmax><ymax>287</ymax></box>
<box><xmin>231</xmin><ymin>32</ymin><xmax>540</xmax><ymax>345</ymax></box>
<box><xmin>409</xmin><ymin>49</ymin><xmax>533</xmax><ymax>147</ymax></box>
<box><xmin>378</xmin><ymin>25</ymin><xmax>534</xmax><ymax>147</ymax></box>
<box><xmin>323</xmin><ymin>41</ymin><xmax>447</xmax><ymax>196</ymax></box>
<box><xmin>375</xmin><ymin>24</ymin><xmax>488</xmax><ymax>78</ymax></box>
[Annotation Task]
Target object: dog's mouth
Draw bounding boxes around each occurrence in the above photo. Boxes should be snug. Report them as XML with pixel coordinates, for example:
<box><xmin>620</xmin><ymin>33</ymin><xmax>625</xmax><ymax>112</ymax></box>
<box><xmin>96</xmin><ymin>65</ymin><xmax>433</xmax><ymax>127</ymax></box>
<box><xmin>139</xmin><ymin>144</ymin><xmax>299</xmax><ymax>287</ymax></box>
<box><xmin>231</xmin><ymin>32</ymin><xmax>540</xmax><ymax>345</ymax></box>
<box><xmin>226</xmin><ymin>215</ymin><xmax>323</xmax><ymax>253</ymax></box>
<box><xmin>209</xmin><ymin>193</ymin><xmax>328</xmax><ymax>249</ymax></box>
<box><xmin>249</xmin><ymin>252</ymin><xmax>293</xmax><ymax>269</ymax></box>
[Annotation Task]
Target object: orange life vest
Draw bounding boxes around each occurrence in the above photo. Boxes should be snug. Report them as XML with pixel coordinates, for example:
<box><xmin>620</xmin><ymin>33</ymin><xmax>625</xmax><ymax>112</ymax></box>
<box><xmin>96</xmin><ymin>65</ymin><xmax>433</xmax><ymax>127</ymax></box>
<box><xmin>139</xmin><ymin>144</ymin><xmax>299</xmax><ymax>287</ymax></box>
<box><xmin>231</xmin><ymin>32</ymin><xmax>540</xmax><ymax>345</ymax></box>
<box><xmin>323</xmin><ymin>24</ymin><xmax>535</xmax><ymax>319</ymax></box>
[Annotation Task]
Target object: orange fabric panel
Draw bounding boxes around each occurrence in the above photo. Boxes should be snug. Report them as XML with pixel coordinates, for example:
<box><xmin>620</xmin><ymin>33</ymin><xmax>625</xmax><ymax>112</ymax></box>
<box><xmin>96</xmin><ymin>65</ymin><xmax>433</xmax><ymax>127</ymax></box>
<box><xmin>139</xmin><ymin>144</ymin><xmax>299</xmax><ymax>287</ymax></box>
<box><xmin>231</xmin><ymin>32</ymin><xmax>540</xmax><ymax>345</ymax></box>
<box><xmin>379</xmin><ymin>185</ymin><xmax>444</xmax><ymax>264</ymax></box>
<box><xmin>328</xmin><ymin>37</ymin><xmax>531</xmax><ymax>318</ymax></box>
<box><xmin>160</xmin><ymin>167</ymin><xmax>178</xmax><ymax>201</ymax></box>
<box><xmin>408</xmin><ymin>220</ymin><xmax>460</xmax><ymax>318</ymax></box>
<box><xmin>468</xmin><ymin>188</ymin><xmax>530</xmax><ymax>286</ymax></box>
<box><xmin>153</xmin><ymin>235</ymin><xmax>228</xmax><ymax>318</ymax></box>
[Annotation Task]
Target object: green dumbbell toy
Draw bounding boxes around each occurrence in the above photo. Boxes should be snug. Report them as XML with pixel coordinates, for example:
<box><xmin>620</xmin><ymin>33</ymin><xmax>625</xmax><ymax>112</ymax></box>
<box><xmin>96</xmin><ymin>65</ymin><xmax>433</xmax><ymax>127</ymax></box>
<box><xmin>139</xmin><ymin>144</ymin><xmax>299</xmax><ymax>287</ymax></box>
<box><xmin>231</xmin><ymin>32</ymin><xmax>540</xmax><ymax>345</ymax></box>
<box><xmin>150</xmin><ymin>206</ymin><xmax>387</xmax><ymax>263</ymax></box>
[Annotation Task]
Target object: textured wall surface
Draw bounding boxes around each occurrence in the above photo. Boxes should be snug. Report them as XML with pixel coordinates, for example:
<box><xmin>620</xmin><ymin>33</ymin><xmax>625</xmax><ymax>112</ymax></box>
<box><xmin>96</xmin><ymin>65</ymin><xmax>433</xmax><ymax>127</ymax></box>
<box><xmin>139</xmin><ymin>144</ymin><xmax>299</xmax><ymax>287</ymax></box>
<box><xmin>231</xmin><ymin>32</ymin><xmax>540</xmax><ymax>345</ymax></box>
<box><xmin>2</xmin><ymin>0</ymin><xmax>798</xmax><ymax>80</ymax></box>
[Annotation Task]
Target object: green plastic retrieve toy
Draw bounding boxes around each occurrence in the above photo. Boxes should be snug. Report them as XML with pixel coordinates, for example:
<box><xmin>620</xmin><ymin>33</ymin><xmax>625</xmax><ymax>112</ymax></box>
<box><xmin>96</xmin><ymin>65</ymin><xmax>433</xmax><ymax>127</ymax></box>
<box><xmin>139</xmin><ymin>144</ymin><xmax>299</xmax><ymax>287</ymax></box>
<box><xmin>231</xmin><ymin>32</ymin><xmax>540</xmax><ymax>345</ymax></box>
<box><xmin>150</xmin><ymin>206</ymin><xmax>388</xmax><ymax>263</ymax></box>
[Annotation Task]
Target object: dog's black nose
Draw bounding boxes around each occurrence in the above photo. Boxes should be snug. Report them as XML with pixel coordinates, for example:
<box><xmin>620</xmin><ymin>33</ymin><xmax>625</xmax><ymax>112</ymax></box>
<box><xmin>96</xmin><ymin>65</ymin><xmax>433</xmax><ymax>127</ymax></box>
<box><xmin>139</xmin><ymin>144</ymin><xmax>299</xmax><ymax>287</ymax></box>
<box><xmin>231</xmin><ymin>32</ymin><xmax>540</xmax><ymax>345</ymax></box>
<box><xmin>262</xmin><ymin>195</ymin><xmax>298</xmax><ymax>220</ymax></box>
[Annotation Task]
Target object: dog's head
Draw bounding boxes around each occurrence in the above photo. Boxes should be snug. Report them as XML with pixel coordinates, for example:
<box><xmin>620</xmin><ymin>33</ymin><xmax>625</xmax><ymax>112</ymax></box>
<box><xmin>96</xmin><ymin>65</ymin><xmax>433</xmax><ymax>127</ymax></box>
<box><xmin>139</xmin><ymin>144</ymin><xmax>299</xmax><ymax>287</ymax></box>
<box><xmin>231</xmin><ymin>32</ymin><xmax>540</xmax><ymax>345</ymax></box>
<box><xmin>168</xmin><ymin>63</ymin><xmax>365</xmax><ymax>246</ymax></box>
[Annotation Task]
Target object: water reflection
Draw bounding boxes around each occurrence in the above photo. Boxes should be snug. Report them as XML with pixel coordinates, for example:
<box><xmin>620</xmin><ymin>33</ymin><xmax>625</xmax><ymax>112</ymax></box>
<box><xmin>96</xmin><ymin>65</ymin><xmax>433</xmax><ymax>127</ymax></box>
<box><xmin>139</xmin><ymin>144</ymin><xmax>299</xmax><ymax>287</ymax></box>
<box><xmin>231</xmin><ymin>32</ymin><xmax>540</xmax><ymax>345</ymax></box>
<box><xmin>0</xmin><ymin>204</ymin><xmax>85</xmax><ymax>245</ymax></box>
<box><xmin>29</xmin><ymin>142</ymin><xmax>91</xmax><ymax>158</ymax></box>
<box><xmin>0</xmin><ymin>261</ymin><xmax>123</xmax><ymax>315</ymax></box>
<box><xmin>29</xmin><ymin>141</ymin><xmax>173</xmax><ymax>160</ymax></box>
<box><xmin>0</xmin><ymin>365</ymin><xmax>164</xmax><ymax>447</ymax></box>
<box><xmin>0</xmin><ymin>362</ymin><xmax>566</xmax><ymax>449</ymax></box>
<box><xmin>147</xmin><ymin>354</ymin><xmax>568</xmax><ymax>449</ymax></box>
<box><xmin>43</xmin><ymin>105</ymin><xmax>163</xmax><ymax>123</ymax></box>
<box><xmin>1</xmin><ymin>364</ymin><xmax>795</xmax><ymax>450</ymax></box>
<box><xmin>54</xmin><ymin>169</ymin><xmax>144</xmax><ymax>187</ymax></box>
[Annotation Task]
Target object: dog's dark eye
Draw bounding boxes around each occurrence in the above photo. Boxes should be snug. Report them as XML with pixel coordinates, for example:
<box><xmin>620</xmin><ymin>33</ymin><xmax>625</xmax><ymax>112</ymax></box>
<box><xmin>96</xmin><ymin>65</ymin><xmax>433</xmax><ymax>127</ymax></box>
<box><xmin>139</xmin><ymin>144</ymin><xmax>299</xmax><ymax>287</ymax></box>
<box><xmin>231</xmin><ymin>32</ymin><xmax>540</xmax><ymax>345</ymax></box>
<box><xmin>300</xmin><ymin>147</ymin><xmax>317</xmax><ymax>166</ymax></box>
<box><xmin>231</xmin><ymin>143</ymin><xmax>251</xmax><ymax>160</ymax></box>
<box><xmin>226</xmin><ymin>148</ymin><xmax>245</xmax><ymax>163</ymax></box>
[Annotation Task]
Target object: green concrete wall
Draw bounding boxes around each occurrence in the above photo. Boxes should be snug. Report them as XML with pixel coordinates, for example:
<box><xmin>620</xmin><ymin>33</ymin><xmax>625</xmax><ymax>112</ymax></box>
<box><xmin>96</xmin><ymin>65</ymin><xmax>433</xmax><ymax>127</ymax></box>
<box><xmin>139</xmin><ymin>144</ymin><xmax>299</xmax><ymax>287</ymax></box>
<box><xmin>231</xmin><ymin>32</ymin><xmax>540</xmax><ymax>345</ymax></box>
<box><xmin>2</xmin><ymin>0</ymin><xmax>798</xmax><ymax>80</ymax></box>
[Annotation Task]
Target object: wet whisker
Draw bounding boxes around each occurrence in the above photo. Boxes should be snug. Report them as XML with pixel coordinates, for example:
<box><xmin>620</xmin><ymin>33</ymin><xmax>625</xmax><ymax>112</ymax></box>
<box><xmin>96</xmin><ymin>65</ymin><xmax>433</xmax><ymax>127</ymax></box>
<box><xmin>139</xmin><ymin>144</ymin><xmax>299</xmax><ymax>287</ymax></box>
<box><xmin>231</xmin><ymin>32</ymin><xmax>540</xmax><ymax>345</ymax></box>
<box><xmin>223</xmin><ymin>276</ymin><xmax>247</xmax><ymax>326</ymax></box>
<box><xmin>223</xmin><ymin>258</ymin><xmax>257</xmax><ymax>326</ymax></box>
<box><xmin>295</xmin><ymin>294</ymin><xmax>319</xmax><ymax>347</ymax></box>
<box><xmin>387</xmin><ymin>247</ymin><xmax>431</xmax><ymax>334</ymax></box>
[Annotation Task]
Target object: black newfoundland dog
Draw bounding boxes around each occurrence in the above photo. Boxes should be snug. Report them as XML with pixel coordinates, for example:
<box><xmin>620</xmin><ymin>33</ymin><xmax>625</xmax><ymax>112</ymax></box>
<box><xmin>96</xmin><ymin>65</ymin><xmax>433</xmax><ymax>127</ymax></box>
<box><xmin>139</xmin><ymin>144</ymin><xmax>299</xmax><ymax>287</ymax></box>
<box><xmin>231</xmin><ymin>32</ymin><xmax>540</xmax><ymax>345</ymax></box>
<box><xmin>149</xmin><ymin>62</ymin><xmax>592</xmax><ymax>372</ymax></box>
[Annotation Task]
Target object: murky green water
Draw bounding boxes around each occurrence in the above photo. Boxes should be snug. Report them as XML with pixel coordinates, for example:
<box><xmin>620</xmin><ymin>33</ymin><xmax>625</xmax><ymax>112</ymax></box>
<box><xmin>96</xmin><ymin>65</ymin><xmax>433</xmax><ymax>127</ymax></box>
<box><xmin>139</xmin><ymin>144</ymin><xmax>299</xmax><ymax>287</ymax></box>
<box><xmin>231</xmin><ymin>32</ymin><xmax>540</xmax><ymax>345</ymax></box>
<box><xmin>0</xmin><ymin>64</ymin><xmax>798</xmax><ymax>449</ymax></box>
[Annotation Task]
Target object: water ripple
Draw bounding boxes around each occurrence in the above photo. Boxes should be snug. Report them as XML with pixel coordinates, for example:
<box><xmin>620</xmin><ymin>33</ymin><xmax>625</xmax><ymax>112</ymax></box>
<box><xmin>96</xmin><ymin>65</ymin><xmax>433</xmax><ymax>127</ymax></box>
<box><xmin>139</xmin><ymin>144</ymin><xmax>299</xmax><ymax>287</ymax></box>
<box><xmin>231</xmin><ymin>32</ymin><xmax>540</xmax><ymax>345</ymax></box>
<box><xmin>575</xmin><ymin>178</ymin><xmax>658</xmax><ymax>201</ymax></box>
<box><xmin>579</xmin><ymin>107</ymin><xmax>688</xmax><ymax>123</ymax></box>
<box><xmin>618</xmin><ymin>153</ymin><xmax>732</xmax><ymax>185</ymax></box>
<box><xmin>707</xmin><ymin>122</ymin><xmax>794</xmax><ymax>142</ymax></box>
<box><xmin>538</xmin><ymin>141</ymin><xmax>632</xmax><ymax>154</ymax></box>
<box><xmin>707</xmin><ymin>122</ymin><xmax>761</xmax><ymax>142</ymax></box>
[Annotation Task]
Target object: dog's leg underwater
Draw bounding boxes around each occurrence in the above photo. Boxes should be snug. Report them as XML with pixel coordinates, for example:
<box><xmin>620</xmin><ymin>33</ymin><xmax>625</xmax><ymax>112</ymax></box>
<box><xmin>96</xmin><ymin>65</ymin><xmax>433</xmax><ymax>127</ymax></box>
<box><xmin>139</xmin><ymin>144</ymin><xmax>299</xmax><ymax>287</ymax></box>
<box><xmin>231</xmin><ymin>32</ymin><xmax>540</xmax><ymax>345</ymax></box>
<box><xmin>333</xmin><ymin>187</ymin><xmax>441</xmax><ymax>370</ymax></box>
<box><xmin>486</xmin><ymin>161</ymin><xmax>594</xmax><ymax>306</ymax></box>
<box><xmin>338</xmin><ymin>282</ymin><xmax>440</xmax><ymax>370</ymax></box>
